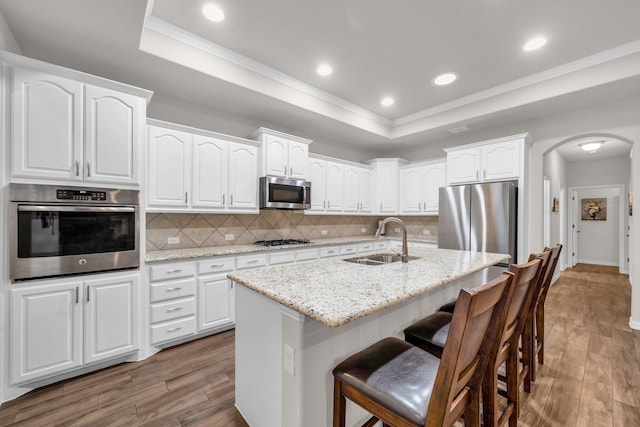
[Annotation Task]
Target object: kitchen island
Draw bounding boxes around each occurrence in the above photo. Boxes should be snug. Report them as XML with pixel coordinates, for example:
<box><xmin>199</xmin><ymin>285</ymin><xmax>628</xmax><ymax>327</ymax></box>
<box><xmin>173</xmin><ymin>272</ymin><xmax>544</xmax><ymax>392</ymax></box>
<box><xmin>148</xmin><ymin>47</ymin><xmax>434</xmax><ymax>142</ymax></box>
<box><xmin>228</xmin><ymin>247</ymin><xmax>509</xmax><ymax>427</ymax></box>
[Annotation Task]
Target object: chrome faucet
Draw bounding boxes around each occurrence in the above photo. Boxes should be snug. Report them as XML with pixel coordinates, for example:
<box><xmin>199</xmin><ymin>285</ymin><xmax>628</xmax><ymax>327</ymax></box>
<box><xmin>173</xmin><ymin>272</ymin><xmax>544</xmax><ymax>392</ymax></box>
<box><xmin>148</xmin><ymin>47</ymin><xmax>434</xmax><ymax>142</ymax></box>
<box><xmin>375</xmin><ymin>217</ymin><xmax>409</xmax><ymax>263</ymax></box>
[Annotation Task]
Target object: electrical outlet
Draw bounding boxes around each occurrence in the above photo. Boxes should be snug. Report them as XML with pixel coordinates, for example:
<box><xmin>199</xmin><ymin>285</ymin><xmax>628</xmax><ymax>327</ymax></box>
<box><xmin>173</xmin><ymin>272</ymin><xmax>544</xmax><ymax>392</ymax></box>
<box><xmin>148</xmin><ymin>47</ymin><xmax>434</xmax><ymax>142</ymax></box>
<box><xmin>361</xmin><ymin>228</ymin><xmax>367</xmax><ymax>233</ymax></box>
<box><xmin>321</xmin><ymin>230</ymin><xmax>328</xmax><ymax>235</ymax></box>
<box><xmin>423</xmin><ymin>229</ymin><xmax>431</xmax><ymax>235</ymax></box>
<box><xmin>394</xmin><ymin>228</ymin><xmax>400</xmax><ymax>233</ymax></box>
<box><xmin>225</xmin><ymin>234</ymin><xmax>235</xmax><ymax>241</ymax></box>
<box><xmin>284</xmin><ymin>345</ymin><xmax>295</xmax><ymax>375</ymax></box>
<box><xmin>167</xmin><ymin>236</ymin><xmax>179</xmax><ymax>244</ymax></box>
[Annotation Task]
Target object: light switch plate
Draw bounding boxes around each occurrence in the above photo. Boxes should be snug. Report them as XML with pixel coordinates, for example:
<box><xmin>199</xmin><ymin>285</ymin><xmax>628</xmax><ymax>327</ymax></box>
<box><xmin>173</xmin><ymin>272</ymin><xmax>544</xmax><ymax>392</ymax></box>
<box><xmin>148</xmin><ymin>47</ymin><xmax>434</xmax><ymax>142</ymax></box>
<box><xmin>321</xmin><ymin>230</ymin><xmax>328</xmax><ymax>235</ymax></box>
<box><xmin>423</xmin><ymin>229</ymin><xmax>431</xmax><ymax>235</ymax></box>
<box><xmin>284</xmin><ymin>344</ymin><xmax>295</xmax><ymax>375</ymax></box>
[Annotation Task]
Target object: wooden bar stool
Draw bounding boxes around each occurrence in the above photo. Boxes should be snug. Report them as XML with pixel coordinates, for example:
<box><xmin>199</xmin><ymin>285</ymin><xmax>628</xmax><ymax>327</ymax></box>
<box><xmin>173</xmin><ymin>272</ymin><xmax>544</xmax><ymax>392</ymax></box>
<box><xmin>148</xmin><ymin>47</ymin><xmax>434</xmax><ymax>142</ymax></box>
<box><xmin>404</xmin><ymin>259</ymin><xmax>542</xmax><ymax>427</ymax></box>
<box><xmin>332</xmin><ymin>272</ymin><xmax>514</xmax><ymax>427</ymax></box>
<box><xmin>526</xmin><ymin>244</ymin><xmax>563</xmax><ymax>383</ymax></box>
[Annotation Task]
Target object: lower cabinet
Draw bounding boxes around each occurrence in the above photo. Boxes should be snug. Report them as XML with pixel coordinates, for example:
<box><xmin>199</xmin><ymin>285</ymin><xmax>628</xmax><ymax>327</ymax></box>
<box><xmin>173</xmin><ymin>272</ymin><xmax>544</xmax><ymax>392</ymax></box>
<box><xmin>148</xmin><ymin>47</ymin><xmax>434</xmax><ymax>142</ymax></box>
<box><xmin>10</xmin><ymin>272</ymin><xmax>139</xmax><ymax>385</ymax></box>
<box><xmin>198</xmin><ymin>275</ymin><xmax>235</xmax><ymax>332</ymax></box>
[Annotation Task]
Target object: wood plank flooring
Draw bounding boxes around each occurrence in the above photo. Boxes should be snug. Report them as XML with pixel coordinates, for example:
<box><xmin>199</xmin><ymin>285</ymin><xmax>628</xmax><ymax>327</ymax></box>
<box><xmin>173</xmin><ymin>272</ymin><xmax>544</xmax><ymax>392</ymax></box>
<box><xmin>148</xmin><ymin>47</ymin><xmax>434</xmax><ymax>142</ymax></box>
<box><xmin>1</xmin><ymin>263</ymin><xmax>639</xmax><ymax>426</ymax></box>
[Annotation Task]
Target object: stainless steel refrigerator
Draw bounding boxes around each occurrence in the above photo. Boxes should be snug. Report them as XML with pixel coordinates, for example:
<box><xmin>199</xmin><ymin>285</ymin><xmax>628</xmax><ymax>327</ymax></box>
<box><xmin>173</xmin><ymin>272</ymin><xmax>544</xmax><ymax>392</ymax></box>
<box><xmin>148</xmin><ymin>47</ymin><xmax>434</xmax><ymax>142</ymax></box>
<box><xmin>438</xmin><ymin>181</ymin><xmax>517</xmax><ymax>266</ymax></box>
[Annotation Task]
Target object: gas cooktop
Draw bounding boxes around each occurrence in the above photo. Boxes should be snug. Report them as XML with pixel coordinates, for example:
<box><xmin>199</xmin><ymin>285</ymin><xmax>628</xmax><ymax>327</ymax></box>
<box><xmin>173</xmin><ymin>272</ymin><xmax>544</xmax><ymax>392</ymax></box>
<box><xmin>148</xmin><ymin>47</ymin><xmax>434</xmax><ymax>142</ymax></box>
<box><xmin>254</xmin><ymin>239</ymin><xmax>311</xmax><ymax>247</ymax></box>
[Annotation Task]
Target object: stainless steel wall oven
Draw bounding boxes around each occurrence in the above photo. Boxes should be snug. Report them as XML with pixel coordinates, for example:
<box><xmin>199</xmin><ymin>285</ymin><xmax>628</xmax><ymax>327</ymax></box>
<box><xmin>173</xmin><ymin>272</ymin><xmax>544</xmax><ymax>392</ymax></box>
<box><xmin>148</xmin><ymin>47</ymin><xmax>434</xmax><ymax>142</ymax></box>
<box><xmin>9</xmin><ymin>184</ymin><xmax>140</xmax><ymax>281</ymax></box>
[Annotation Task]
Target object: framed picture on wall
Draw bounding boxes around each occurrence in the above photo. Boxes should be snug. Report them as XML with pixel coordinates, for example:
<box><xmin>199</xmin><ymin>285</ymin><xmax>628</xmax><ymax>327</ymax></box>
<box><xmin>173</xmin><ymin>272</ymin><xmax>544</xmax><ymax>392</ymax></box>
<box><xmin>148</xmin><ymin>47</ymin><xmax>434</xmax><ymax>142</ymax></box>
<box><xmin>581</xmin><ymin>198</ymin><xmax>606</xmax><ymax>221</ymax></box>
<box><xmin>630</xmin><ymin>190</ymin><xmax>633</xmax><ymax>216</ymax></box>
<box><xmin>552</xmin><ymin>197</ymin><xmax>559</xmax><ymax>212</ymax></box>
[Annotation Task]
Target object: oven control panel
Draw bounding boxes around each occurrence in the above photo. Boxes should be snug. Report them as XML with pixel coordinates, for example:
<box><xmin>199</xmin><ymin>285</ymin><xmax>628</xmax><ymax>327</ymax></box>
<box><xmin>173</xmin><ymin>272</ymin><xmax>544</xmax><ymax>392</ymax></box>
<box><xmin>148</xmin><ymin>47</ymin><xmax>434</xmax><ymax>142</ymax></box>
<box><xmin>56</xmin><ymin>189</ymin><xmax>107</xmax><ymax>201</ymax></box>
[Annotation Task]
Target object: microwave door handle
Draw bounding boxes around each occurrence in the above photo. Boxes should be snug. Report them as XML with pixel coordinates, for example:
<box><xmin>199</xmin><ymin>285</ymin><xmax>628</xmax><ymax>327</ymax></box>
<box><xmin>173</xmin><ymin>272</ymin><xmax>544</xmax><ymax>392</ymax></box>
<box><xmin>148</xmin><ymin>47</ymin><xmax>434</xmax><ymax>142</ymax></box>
<box><xmin>303</xmin><ymin>186</ymin><xmax>307</xmax><ymax>204</ymax></box>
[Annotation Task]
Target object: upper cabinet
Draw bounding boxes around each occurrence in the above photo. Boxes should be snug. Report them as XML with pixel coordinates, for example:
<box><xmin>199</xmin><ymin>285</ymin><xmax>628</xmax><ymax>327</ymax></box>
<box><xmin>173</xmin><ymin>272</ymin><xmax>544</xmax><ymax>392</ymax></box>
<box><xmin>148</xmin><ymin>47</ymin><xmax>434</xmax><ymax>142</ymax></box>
<box><xmin>445</xmin><ymin>135</ymin><xmax>529</xmax><ymax>185</ymax></box>
<box><xmin>399</xmin><ymin>160</ymin><xmax>446</xmax><ymax>215</ymax></box>
<box><xmin>366</xmin><ymin>158</ymin><xmax>407</xmax><ymax>215</ymax></box>
<box><xmin>344</xmin><ymin>164</ymin><xmax>373</xmax><ymax>213</ymax></box>
<box><xmin>147</xmin><ymin>120</ymin><xmax>259</xmax><ymax>213</ymax></box>
<box><xmin>307</xmin><ymin>156</ymin><xmax>344</xmax><ymax>213</ymax></box>
<box><xmin>251</xmin><ymin>128</ymin><xmax>312</xmax><ymax>180</ymax></box>
<box><xmin>10</xmin><ymin>66</ymin><xmax>148</xmax><ymax>185</ymax></box>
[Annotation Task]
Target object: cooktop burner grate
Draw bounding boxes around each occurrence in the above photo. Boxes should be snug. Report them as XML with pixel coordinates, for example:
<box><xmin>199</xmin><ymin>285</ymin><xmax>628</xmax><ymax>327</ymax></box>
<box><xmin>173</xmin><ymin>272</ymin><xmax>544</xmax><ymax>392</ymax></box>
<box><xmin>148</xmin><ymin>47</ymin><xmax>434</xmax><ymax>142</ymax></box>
<box><xmin>254</xmin><ymin>239</ymin><xmax>311</xmax><ymax>246</ymax></box>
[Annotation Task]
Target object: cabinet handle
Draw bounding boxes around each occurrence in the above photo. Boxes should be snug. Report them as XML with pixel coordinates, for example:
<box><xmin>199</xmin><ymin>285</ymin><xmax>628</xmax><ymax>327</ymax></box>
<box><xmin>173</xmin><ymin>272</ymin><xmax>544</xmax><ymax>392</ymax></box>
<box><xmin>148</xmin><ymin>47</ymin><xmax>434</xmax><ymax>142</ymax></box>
<box><xmin>476</xmin><ymin>170</ymin><xmax>479</xmax><ymax>179</ymax></box>
<box><xmin>380</xmin><ymin>203</ymin><xmax>383</xmax><ymax>211</ymax></box>
<box><xmin>75</xmin><ymin>160</ymin><xmax>80</xmax><ymax>177</ymax></box>
<box><xmin>185</xmin><ymin>192</ymin><xmax>188</xmax><ymax>204</ymax></box>
<box><xmin>247</xmin><ymin>259</ymin><xmax>259</xmax><ymax>264</ymax></box>
<box><xmin>327</xmin><ymin>250</ymin><xmax>336</xmax><ymax>254</ymax></box>
<box><xmin>86</xmin><ymin>285</ymin><xmax>90</xmax><ymax>302</ymax></box>
<box><xmin>323</xmin><ymin>200</ymin><xmax>326</xmax><ymax>209</ymax></box>
<box><xmin>75</xmin><ymin>287</ymin><xmax>79</xmax><ymax>304</ymax></box>
<box><xmin>167</xmin><ymin>327</ymin><xmax>183</xmax><ymax>333</ymax></box>
<box><xmin>166</xmin><ymin>287</ymin><xmax>182</xmax><ymax>292</ymax></box>
<box><xmin>166</xmin><ymin>269</ymin><xmax>182</xmax><ymax>274</ymax></box>
<box><xmin>285</xmin><ymin>166</ymin><xmax>288</xmax><ymax>176</ymax></box>
<box><xmin>166</xmin><ymin>307</ymin><xmax>183</xmax><ymax>313</ymax></box>
<box><xmin>223</xmin><ymin>194</ymin><xmax>225</xmax><ymax>205</ymax></box>
<box><xmin>328</xmin><ymin>200</ymin><xmax>331</xmax><ymax>209</ymax></box>
<box><xmin>289</xmin><ymin>167</ymin><xmax>293</xmax><ymax>176</ymax></box>
<box><xmin>86</xmin><ymin>162</ymin><xmax>91</xmax><ymax>177</ymax></box>
<box><xmin>211</xmin><ymin>264</ymin><xmax>224</xmax><ymax>268</ymax></box>
<box><xmin>230</xmin><ymin>194</ymin><xmax>233</xmax><ymax>205</ymax></box>
<box><xmin>484</xmin><ymin>169</ymin><xmax>486</xmax><ymax>179</ymax></box>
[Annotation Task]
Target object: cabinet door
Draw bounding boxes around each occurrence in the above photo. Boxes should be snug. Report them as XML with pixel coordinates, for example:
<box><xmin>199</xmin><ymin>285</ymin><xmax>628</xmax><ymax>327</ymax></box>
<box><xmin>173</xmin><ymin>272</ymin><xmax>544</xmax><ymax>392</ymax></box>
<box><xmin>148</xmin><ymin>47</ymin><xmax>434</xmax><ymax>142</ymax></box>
<box><xmin>192</xmin><ymin>135</ymin><xmax>227</xmax><ymax>208</ymax></box>
<box><xmin>147</xmin><ymin>126</ymin><xmax>190</xmax><ymax>208</ymax></box>
<box><xmin>308</xmin><ymin>158</ymin><xmax>326</xmax><ymax>211</ymax></box>
<box><xmin>422</xmin><ymin>162</ymin><xmax>446</xmax><ymax>213</ymax></box>
<box><xmin>263</xmin><ymin>134</ymin><xmax>288</xmax><ymax>177</ymax></box>
<box><xmin>84</xmin><ymin>275</ymin><xmax>138</xmax><ymax>364</ymax></box>
<box><xmin>12</xmin><ymin>68</ymin><xmax>83</xmax><ymax>180</ymax></box>
<box><xmin>376</xmin><ymin>162</ymin><xmax>398</xmax><ymax>213</ymax></box>
<box><xmin>10</xmin><ymin>281</ymin><xmax>83</xmax><ymax>384</ymax></box>
<box><xmin>343</xmin><ymin>166</ymin><xmax>360</xmax><ymax>212</ymax></box>
<box><xmin>399</xmin><ymin>166</ymin><xmax>423</xmax><ymax>213</ymax></box>
<box><xmin>198</xmin><ymin>276</ymin><xmax>235</xmax><ymax>332</ymax></box>
<box><xmin>447</xmin><ymin>148</ymin><xmax>481</xmax><ymax>184</ymax></box>
<box><xmin>326</xmin><ymin>161</ymin><xmax>344</xmax><ymax>211</ymax></box>
<box><xmin>482</xmin><ymin>141</ymin><xmax>521</xmax><ymax>181</ymax></box>
<box><xmin>358</xmin><ymin>169</ymin><xmax>374</xmax><ymax>213</ymax></box>
<box><xmin>228</xmin><ymin>143</ymin><xmax>258</xmax><ymax>210</ymax></box>
<box><xmin>84</xmin><ymin>86</ymin><xmax>143</xmax><ymax>185</ymax></box>
<box><xmin>287</xmin><ymin>140</ymin><xmax>309</xmax><ymax>179</ymax></box>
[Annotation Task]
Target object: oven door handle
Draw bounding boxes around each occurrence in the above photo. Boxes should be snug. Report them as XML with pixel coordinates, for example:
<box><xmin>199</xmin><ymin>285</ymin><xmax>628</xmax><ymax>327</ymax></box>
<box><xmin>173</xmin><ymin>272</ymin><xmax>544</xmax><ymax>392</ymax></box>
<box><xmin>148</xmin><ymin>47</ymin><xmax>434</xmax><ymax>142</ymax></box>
<box><xmin>18</xmin><ymin>206</ymin><xmax>136</xmax><ymax>213</ymax></box>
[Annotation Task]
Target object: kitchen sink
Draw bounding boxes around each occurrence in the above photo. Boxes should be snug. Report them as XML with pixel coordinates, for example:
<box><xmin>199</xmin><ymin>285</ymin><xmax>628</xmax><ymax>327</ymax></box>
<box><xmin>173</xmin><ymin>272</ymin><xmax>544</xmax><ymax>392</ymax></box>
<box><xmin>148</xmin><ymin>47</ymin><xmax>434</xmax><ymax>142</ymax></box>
<box><xmin>343</xmin><ymin>253</ymin><xmax>421</xmax><ymax>265</ymax></box>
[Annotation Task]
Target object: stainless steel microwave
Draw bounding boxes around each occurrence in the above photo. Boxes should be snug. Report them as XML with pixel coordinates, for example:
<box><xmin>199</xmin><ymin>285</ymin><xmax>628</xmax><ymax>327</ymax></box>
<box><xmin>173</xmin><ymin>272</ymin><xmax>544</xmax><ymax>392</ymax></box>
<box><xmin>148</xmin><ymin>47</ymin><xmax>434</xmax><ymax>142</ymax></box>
<box><xmin>259</xmin><ymin>176</ymin><xmax>311</xmax><ymax>210</ymax></box>
<box><xmin>9</xmin><ymin>184</ymin><xmax>140</xmax><ymax>281</ymax></box>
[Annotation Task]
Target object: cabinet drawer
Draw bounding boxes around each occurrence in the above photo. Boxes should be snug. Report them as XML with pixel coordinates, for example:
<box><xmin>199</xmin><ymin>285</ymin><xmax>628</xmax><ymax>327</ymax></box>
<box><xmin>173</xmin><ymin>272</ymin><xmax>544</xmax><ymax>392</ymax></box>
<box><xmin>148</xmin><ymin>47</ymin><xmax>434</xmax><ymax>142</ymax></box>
<box><xmin>339</xmin><ymin>245</ymin><xmax>358</xmax><ymax>255</ymax></box>
<box><xmin>149</xmin><ymin>263</ymin><xmax>196</xmax><ymax>282</ymax></box>
<box><xmin>236</xmin><ymin>254</ymin><xmax>267</xmax><ymax>269</ymax></box>
<box><xmin>358</xmin><ymin>242</ymin><xmax>374</xmax><ymax>253</ymax></box>
<box><xmin>319</xmin><ymin>247</ymin><xmax>340</xmax><ymax>258</ymax></box>
<box><xmin>151</xmin><ymin>317</ymin><xmax>195</xmax><ymax>345</ymax></box>
<box><xmin>296</xmin><ymin>248</ymin><xmax>318</xmax><ymax>262</ymax></box>
<box><xmin>269</xmin><ymin>251</ymin><xmax>296</xmax><ymax>265</ymax></box>
<box><xmin>151</xmin><ymin>297</ymin><xmax>196</xmax><ymax>323</ymax></box>
<box><xmin>374</xmin><ymin>241</ymin><xmax>389</xmax><ymax>250</ymax></box>
<box><xmin>198</xmin><ymin>257</ymin><xmax>235</xmax><ymax>275</ymax></box>
<box><xmin>151</xmin><ymin>278</ymin><xmax>196</xmax><ymax>303</ymax></box>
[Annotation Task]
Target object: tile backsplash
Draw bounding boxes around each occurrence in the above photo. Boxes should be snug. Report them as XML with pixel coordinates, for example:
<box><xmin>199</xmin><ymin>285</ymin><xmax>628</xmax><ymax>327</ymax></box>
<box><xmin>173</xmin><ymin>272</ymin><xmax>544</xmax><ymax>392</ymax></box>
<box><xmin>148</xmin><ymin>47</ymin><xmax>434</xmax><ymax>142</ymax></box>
<box><xmin>146</xmin><ymin>212</ymin><xmax>438</xmax><ymax>251</ymax></box>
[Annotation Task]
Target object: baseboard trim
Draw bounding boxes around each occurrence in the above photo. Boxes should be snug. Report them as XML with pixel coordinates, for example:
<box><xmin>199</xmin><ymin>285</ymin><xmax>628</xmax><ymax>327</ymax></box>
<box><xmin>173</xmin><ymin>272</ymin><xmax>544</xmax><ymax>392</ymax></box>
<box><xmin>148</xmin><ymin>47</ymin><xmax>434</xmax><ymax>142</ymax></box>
<box><xmin>629</xmin><ymin>317</ymin><xmax>640</xmax><ymax>331</ymax></box>
<box><xmin>576</xmin><ymin>259</ymin><xmax>618</xmax><ymax>267</ymax></box>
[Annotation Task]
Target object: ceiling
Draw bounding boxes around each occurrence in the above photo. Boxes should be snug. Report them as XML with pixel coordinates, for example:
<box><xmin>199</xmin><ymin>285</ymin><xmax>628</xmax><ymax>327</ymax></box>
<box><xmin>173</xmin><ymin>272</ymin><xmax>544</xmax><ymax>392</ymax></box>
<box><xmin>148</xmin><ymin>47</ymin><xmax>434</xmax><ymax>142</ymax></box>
<box><xmin>0</xmin><ymin>0</ymin><xmax>638</xmax><ymax>160</ymax></box>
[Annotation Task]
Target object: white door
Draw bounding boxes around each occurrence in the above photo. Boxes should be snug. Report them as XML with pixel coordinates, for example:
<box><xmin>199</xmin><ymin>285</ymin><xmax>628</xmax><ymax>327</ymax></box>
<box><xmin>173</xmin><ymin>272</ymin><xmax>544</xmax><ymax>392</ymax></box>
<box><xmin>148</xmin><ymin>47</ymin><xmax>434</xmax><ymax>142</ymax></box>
<box><xmin>12</xmin><ymin>68</ymin><xmax>83</xmax><ymax>181</ymax></box>
<box><xmin>84</xmin><ymin>275</ymin><xmax>138</xmax><ymax>364</ymax></box>
<box><xmin>308</xmin><ymin>159</ymin><xmax>327</xmax><ymax>211</ymax></box>
<box><xmin>198</xmin><ymin>276</ymin><xmax>235</xmax><ymax>332</ymax></box>
<box><xmin>147</xmin><ymin>126</ymin><xmax>191</xmax><ymax>208</ymax></box>
<box><xmin>10</xmin><ymin>281</ymin><xmax>83</xmax><ymax>384</ymax></box>
<box><xmin>192</xmin><ymin>135</ymin><xmax>227</xmax><ymax>208</ymax></box>
<box><xmin>287</xmin><ymin>140</ymin><xmax>309</xmax><ymax>179</ymax></box>
<box><xmin>84</xmin><ymin>86</ymin><xmax>142</xmax><ymax>185</ymax></box>
<box><xmin>571</xmin><ymin>191</ymin><xmax>579</xmax><ymax>267</ymax></box>
<box><xmin>228</xmin><ymin>143</ymin><xmax>258</xmax><ymax>210</ymax></box>
<box><xmin>325</xmin><ymin>161</ymin><xmax>344</xmax><ymax>211</ymax></box>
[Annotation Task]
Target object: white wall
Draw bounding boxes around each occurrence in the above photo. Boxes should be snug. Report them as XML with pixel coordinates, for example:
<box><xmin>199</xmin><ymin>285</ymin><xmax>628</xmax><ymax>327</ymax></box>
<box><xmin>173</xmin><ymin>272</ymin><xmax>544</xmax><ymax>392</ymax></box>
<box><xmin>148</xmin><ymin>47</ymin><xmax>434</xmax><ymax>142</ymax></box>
<box><xmin>0</xmin><ymin>10</ymin><xmax>20</xmax><ymax>53</ymax></box>
<box><xmin>566</xmin><ymin>157</ymin><xmax>631</xmax><ymax>187</ymax></box>
<box><xmin>574</xmin><ymin>187</ymin><xmax>620</xmax><ymax>266</ymax></box>
<box><xmin>543</xmin><ymin>150</ymin><xmax>567</xmax><ymax>264</ymax></box>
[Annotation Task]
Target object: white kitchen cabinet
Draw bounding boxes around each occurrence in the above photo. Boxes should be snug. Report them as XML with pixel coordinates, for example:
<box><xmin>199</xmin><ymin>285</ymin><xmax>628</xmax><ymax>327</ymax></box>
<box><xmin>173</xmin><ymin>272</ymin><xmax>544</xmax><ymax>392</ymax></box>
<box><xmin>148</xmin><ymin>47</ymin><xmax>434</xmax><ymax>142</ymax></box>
<box><xmin>11</xmin><ymin>68</ymin><xmax>144</xmax><ymax>185</ymax></box>
<box><xmin>399</xmin><ymin>160</ymin><xmax>446</xmax><ymax>214</ymax></box>
<box><xmin>198</xmin><ymin>275</ymin><xmax>235</xmax><ymax>332</ymax></box>
<box><xmin>147</xmin><ymin>120</ymin><xmax>259</xmax><ymax>213</ymax></box>
<box><xmin>10</xmin><ymin>272</ymin><xmax>139</xmax><ymax>385</ymax></box>
<box><xmin>251</xmin><ymin>128</ymin><xmax>312</xmax><ymax>180</ymax></box>
<box><xmin>367</xmin><ymin>158</ymin><xmax>407</xmax><ymax>214</ymax></box>
<box><xmin>344</xmin><ymin>165</ymin><xmax>374</xmax><ymax>213</ymax></box>
<box><xmin>446</xmin><ymin>137</ymin><xmax>524</xmax><ymax>185</ymax></box>
<box><xmin>307</xmin><ymin>156</ymin><xmax>344</xmax><ymax>212</ymax></box>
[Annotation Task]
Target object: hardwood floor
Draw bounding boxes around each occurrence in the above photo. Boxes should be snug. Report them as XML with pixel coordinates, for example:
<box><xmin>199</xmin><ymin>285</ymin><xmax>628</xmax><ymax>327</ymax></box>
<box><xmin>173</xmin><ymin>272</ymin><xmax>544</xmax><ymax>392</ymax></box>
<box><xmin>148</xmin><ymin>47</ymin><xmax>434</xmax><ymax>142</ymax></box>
<box><xmin>1</xmin><ymin>263</ymin><xmax>639</xmax><ymax>426</ymax></box>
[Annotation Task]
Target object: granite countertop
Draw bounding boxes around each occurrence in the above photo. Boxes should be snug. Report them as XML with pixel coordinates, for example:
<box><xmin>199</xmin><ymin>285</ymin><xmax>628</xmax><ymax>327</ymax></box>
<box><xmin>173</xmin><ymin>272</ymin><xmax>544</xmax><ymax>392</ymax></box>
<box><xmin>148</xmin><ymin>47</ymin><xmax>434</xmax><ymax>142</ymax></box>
<box><xmin>145</xmin><ymin>236</ymin><xmax>438</xmax><ymax>263</ymax></box>
<box><xmin>227</xmin><ymin>247</ymin><xmax>509</xmax><ymax>328</ymax></box>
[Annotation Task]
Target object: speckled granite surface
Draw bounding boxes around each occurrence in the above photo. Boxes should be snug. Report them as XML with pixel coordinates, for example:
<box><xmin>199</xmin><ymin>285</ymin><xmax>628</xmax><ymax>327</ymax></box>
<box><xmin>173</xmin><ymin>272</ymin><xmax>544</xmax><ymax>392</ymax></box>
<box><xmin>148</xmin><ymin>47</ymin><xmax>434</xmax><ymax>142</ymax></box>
<box><xmin>145</xmin><ymin>236</ymin><xmax>437</xmax><ymax>262</ymax></box>
<box><xmin>228</xmin><ymin>247</ymin><xmax>509</xmax><ymax>328</ymax></box>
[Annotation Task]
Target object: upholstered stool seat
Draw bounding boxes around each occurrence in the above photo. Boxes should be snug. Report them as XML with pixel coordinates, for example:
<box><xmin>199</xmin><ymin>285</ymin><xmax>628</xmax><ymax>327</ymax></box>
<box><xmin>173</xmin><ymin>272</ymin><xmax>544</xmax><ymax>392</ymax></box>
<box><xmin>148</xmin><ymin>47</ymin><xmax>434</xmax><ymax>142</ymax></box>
<box><xmin>333</xmin><ymin>337</ymin><xmax>440</xmax><ymax>426</ymax></box>
<box><xmin>403</xmin><ymin>311</ymin><xmax>451</xmax><ymax>358</ymax></box>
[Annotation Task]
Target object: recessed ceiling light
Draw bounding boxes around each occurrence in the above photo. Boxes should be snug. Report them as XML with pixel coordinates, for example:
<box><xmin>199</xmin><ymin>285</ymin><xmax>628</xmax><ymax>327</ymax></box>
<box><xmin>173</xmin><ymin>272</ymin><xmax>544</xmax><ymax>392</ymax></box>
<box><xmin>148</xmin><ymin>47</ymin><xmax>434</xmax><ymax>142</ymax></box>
<box><xmin>316</xmin><ymin>64</ymin><xmax>333</xmax><ymax>76</ymax></box>
<box><xmin>380</xmin><ymin>97</ymin><xmax>394</xmax><ymax>107</ymax></box>
<box><xmin>523</xmin><ymin>37</ymin><xmax>547</xmax><ymax>51</ymax></box>
<box><xmin>579</xmin><ymin>141</ymin><xmax>604</xmax><ymax>153</ymax></box>
<box><xmin>202</xmin><ymin>4</ymin><xmax>225</xmax><ymax>22</ymax></box>
<box><xmin>432</xmin><ymin>72</ymin><xmax>458</xmax><ymax>86</ymax></box>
